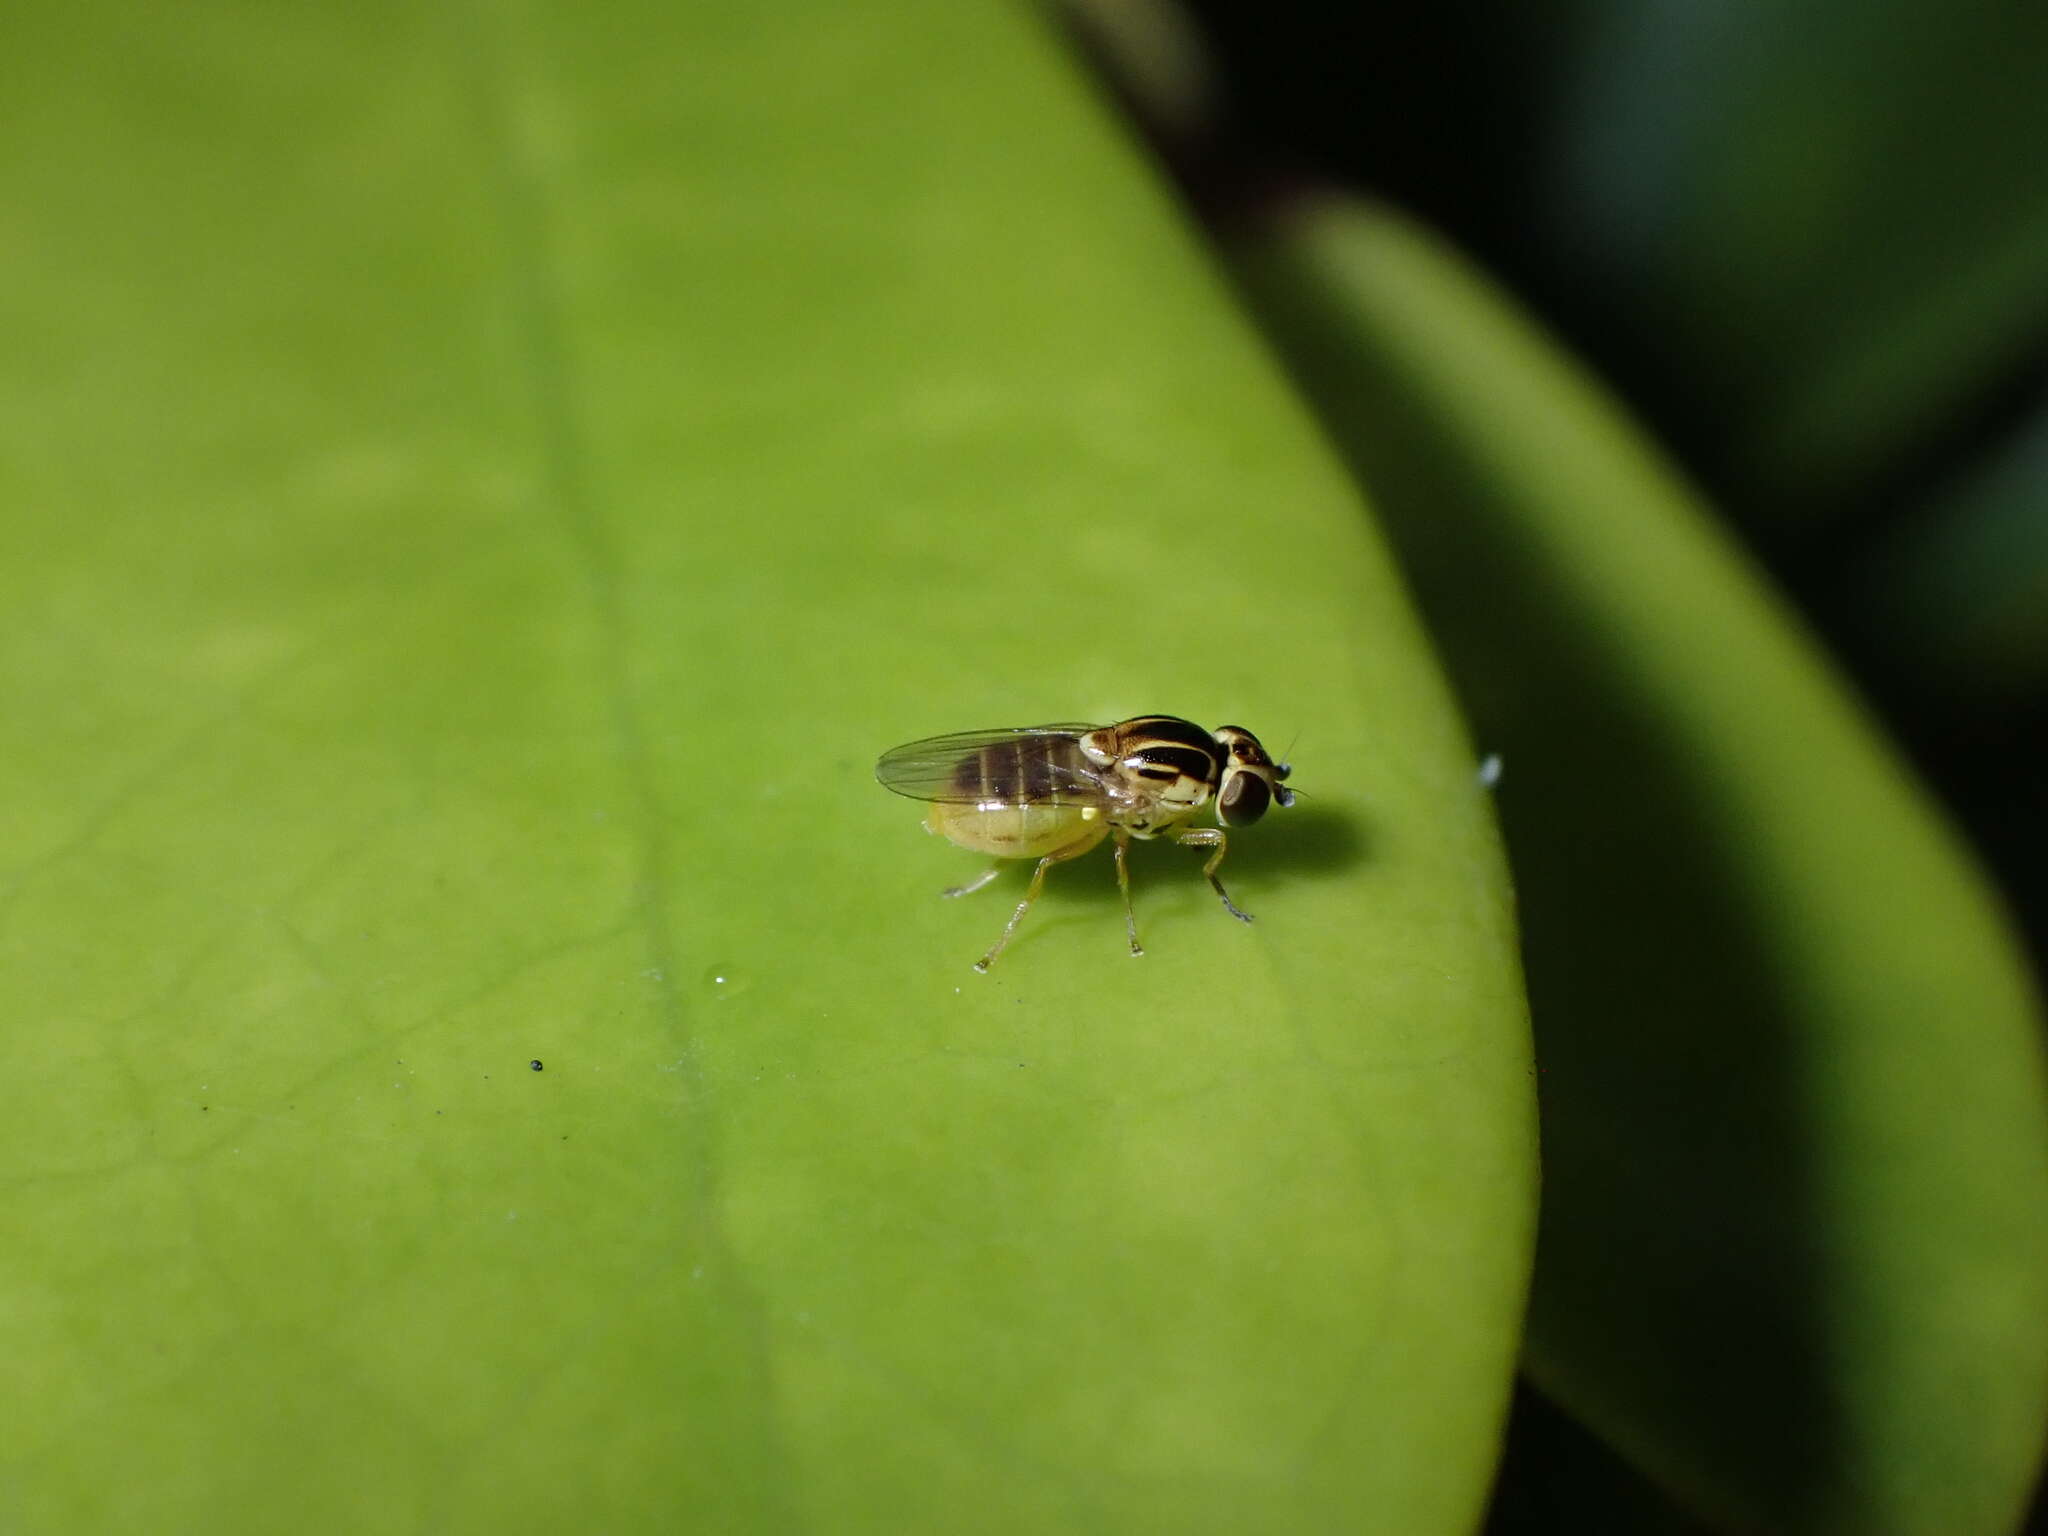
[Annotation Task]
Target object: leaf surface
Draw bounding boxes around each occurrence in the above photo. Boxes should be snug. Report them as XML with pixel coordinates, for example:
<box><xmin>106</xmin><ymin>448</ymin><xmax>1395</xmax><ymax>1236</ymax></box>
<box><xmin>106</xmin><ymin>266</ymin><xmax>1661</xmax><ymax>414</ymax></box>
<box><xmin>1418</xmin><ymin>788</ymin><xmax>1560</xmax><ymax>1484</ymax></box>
<box><xmin>0</xmin><ymin>7</ymin><xmax>1534</xmax><ymax>1531</ymax></box>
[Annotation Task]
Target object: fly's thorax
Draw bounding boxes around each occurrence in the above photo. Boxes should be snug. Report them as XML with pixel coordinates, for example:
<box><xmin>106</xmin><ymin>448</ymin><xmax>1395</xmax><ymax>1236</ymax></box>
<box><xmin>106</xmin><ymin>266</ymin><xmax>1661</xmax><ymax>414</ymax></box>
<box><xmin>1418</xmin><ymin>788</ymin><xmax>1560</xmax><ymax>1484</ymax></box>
<box><xmin>1086</xmin><ymin>716</ymin><xmax>1222</xmax><ymax>836</ymax></box>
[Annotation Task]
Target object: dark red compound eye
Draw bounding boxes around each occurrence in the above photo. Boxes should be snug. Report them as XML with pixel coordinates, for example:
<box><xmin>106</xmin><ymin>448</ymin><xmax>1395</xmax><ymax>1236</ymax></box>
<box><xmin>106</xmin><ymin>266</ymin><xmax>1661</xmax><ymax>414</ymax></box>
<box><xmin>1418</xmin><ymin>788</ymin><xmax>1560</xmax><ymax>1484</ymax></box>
<box><xmin>1217</xmin><ymin>770</ymin><xmax>1271</xmax><ymax>827</ymax></box>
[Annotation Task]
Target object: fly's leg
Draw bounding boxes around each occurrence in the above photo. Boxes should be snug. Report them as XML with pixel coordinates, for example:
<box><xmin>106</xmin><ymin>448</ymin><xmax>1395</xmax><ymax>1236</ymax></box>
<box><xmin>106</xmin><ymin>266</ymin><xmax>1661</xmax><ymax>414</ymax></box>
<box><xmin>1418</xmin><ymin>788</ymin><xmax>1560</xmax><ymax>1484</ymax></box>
<box><xmin>975</xmin><ymin>835</ymin><xmax>1098</xmax><ymax>973</ymax></box>
<box><xmin>942</xmin><ymin>867</ymin><xmax>1002</xmax><ymax>899</ymax></box>
<box><xmin>1113</xmin><ymin>831</ymin><xmax>1144</xmax><ymax>957</ymax></box>
<box><xmin>1175</xmin><ymin>827</ymin><xmax>1253</xmax><ymax>923</ymax></box>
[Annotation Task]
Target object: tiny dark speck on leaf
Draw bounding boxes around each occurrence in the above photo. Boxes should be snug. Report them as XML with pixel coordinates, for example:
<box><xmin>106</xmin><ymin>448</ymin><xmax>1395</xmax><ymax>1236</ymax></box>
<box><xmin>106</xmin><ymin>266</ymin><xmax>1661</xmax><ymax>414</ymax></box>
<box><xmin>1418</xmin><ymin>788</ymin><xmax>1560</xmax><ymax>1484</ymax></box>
<box><xmin>530</xmin><ymin>1059</ymin><xmax>544</xmax><ymax>1072</ymax></box>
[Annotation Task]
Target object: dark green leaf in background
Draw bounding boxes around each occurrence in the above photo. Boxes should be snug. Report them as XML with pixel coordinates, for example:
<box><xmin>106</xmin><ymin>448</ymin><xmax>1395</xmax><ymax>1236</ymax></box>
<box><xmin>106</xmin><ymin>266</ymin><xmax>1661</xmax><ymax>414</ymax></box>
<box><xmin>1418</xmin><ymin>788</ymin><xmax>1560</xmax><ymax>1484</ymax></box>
<box><xmin>1240</xmin><ymin>198</ymin><xmax>2048</xmax><ymax>1536</ymax></box>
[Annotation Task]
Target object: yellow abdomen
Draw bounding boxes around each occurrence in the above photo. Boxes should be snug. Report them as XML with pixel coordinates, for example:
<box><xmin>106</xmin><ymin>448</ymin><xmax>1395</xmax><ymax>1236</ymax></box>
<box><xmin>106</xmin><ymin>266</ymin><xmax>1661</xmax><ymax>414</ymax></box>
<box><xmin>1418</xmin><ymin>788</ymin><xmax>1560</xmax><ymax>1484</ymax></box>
<box><xmin>927</xmin><ymin>801</ymin><xmax>1108</xmax><ymax>859</ymax></box>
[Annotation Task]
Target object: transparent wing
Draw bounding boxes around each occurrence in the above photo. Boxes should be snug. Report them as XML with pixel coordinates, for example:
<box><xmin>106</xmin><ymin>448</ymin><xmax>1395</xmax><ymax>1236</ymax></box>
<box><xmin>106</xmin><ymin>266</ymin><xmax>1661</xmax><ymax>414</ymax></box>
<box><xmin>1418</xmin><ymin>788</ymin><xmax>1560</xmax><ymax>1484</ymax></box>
<box><xmin>874</xmin><ymin>723</ymin><xmax>1109</xmax><ymax>806</ymax></box>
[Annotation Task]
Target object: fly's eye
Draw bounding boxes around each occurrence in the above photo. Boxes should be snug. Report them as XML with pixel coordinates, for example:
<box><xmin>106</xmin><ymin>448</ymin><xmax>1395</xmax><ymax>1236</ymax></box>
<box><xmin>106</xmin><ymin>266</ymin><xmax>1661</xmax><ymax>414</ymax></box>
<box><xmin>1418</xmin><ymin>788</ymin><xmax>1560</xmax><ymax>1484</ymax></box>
<box><xmin>1217</xmin><ymin>769</ymin><xmax>1271</xmax><ymax>827</ymax></box>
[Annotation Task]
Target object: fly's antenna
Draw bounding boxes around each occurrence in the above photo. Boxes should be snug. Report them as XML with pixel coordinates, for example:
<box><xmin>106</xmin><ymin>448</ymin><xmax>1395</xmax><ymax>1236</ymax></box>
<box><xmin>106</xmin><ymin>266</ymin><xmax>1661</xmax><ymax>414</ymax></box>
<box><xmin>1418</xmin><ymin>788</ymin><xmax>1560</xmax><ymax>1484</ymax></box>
<box><xmin>1276</xmin><ymin>727</ymin><xmax>1301</xmax><ymax>778</ymax></box>
<box><xmin>1271</xmin><ymin>729</ymin><xmax>1303</xmax><ymax>808</ymax></box>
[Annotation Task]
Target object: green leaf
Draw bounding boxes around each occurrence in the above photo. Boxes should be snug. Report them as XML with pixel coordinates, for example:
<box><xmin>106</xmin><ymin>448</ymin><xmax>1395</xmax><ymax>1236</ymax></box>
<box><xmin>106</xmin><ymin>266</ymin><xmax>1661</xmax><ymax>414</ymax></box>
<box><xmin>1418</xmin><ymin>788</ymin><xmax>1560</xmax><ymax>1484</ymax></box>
<box><xmin>1239</xmin><ymin>198</ymin><xmax>2048</xmax><ymax>1535</ymax></box>
<box><xmin>0</xmin><ymin>5</ymin><xmax>1533</xmax><ymax>1531</ymax></box>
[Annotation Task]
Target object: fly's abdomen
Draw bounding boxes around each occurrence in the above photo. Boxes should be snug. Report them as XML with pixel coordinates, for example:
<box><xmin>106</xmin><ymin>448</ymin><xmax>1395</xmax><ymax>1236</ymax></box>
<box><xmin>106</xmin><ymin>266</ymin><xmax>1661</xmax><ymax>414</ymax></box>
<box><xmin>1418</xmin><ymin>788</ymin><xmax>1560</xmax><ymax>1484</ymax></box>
<box><xmin>927</xmin><ymin>799</ymin><xmax>1100</xmax><ymax>856</ymax></box>
<box><xmin>925</xmin><ymin>735</ymin><xmax>1106</xmax><ymax>858</ymax></box>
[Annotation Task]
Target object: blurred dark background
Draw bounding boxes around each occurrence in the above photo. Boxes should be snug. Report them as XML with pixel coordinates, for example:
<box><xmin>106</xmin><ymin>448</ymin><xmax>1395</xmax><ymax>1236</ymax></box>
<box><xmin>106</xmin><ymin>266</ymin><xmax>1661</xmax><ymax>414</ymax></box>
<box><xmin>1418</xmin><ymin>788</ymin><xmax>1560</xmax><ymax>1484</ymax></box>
<box><xmin>1070</xmin><ymin>0</ymin><xmax>2048</xmax><ymax>977</ymax></box>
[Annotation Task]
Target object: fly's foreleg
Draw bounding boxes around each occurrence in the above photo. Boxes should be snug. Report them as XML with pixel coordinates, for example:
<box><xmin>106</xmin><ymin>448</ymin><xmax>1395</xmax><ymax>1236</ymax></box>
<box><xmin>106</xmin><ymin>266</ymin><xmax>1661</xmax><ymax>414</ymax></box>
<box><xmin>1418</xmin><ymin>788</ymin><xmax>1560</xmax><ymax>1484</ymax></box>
<box><xmin>1175</xmin><ymin>827</ymin><xmax>1252</xmax><ymax>923</ymax></box>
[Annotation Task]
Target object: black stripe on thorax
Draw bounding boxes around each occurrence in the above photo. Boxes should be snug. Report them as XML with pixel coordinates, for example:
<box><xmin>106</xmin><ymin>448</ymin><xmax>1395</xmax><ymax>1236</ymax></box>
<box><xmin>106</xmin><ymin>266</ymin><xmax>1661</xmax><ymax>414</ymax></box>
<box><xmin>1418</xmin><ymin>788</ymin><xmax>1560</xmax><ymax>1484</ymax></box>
<box><xmin>1117</xmin><ymin>715</ymin><xmax>1214</xmax><ymax>755</ymax></box>
<box><xmin>1127</xmin><ymin>743</ymin><xmax>1217</xmax><ymax>783</ymax></box>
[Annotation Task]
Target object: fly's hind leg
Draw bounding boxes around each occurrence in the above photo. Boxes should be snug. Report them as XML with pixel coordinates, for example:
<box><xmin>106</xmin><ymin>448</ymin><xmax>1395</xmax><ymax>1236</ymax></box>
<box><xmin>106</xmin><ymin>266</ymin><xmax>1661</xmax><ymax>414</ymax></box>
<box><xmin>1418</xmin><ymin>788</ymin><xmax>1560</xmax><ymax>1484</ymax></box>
<box><xmin>1113</xmin><ymin>831</ymin><xmax>1144</xmax><ymax>958</ymax></box>
<box><xmin>942</xmin><ymin>867</ymin><xmax>1002</xmax><ymax>899</ymax></box>
<box><xmin>1176</xmin><ymin>827</ymin><xmax>1253</xmax><ymax>923</ymax></box>
<box><xmin>975</xmin><ymin>833</ymin><xmax>1101</xmax><ymax>973</ymax></box>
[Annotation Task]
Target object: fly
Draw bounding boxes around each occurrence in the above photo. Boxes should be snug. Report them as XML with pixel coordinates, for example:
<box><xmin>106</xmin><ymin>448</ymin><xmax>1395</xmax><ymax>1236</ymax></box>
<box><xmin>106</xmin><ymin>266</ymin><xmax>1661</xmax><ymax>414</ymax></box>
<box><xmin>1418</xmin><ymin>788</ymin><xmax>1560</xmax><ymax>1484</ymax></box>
<box><xmin>875</xmin><ymin>715</ymin><xmax>1296</xmax><ymax>972</ymax></box>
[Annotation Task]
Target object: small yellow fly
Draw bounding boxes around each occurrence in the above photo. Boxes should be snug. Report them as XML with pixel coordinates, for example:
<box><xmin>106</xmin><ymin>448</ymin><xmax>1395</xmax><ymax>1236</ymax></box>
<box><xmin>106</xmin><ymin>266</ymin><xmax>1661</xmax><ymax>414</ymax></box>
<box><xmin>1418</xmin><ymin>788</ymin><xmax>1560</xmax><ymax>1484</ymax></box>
<box><xmin>876</xmin><ymin>715</ymin><xmax>1295</xmax><ymax>971</ymax></box>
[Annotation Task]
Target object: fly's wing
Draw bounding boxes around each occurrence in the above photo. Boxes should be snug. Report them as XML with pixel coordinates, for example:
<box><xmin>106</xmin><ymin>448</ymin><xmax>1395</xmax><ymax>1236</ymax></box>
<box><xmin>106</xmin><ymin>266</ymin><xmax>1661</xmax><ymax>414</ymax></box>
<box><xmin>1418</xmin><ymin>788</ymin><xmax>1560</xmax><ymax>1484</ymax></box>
<box><xmin>874</xmin><ymin>724</ymin><xmax>1109</xmax><ymax>807</ymax></box>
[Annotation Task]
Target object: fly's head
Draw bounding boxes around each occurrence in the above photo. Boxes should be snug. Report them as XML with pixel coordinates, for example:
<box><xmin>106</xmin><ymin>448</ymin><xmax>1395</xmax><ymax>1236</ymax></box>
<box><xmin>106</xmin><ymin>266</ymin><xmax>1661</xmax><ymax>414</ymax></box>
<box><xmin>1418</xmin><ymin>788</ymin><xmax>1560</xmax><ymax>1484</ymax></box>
<box><xmin>1211</xmin><ymin>725</ymin><xmax>1295</xmax><ymax>827</ymax></box>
